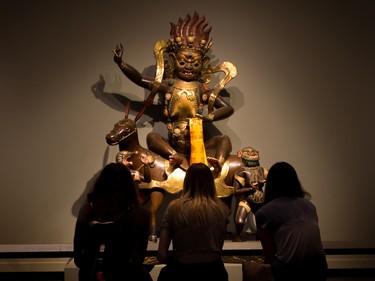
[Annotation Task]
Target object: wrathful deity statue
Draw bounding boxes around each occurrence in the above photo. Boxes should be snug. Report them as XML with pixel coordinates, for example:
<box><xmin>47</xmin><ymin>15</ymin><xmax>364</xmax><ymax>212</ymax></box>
<box><xmin>109</xmin><ymin>12</ymin><xmax>246</xmax><ymax>242</ymax></box>
<box><xmin>233</xmin><ymin>147</ymin><xmax>268</xmax><ymax>241</ymax></box>
<box><xmin>113</xmin><ymin>11</ymin><xmax>237</xmax><ymax>173</ymax></box>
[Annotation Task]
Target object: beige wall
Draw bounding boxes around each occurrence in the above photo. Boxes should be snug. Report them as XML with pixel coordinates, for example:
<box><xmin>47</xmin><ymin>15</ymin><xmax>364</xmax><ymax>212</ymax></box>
<box><xmin>1</xmin><ymin>0</ymin><xmax>374</xmax><ymax>244</ymax></box>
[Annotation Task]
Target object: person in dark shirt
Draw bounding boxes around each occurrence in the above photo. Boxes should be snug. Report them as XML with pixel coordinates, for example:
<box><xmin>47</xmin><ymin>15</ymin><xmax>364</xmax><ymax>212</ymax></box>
<box><xmin>252</xmin><ymin>161</ymin><xmax>327</xmax><ymax>281</ymax></box>
<box><xmin>74</xmin><ymin>163</ymin><xmax>152</xmax><ymax>281</ymax></box>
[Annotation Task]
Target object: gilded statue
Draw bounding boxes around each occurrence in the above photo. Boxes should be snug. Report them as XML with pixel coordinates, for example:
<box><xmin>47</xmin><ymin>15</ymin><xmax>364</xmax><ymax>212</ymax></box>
<box><xmin>112</xmin><ymin>11</ymin><xmax>237</xmax><ymax>173</ymax></box>
<box><xmin>109</xmin><ymin>12</ymin><xmax>245</xmax><ymax>242</ymax></box>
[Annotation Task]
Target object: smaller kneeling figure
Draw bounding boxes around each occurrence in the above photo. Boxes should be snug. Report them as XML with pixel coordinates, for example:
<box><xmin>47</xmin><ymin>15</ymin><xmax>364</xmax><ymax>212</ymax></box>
<box><xmin>233</xmin><ymin>147</ymin><xmax>267</xmax><ymax>241</ymax></box>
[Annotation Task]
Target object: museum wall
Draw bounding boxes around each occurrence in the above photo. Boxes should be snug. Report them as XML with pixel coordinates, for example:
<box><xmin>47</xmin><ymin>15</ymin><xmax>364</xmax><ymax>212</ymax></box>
<box><xmin>1</xmin><ymin>0</ymin><xmax>374</xmax><ymax>244</ymax></box>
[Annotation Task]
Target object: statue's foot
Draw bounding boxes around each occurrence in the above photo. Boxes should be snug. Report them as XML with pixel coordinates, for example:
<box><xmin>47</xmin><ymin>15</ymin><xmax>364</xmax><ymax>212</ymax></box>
<box><xmin>169</xmin><ymin>154</ymin><xmax>189</xmax><ymax>170</ymax></box>
<box><xmin>232</xmin><ymin>233</ymin><xmax>242</xmax><ymax>242</ymax></box>
<box><xmin>149</xmin><ymin>226</ymin><xmax>158</xmax><ymax>243</ymax></box>
<box><xmin>148</xmin><ymin>234</ymin><xmax>158</xmax><ymax>243</ymax></box>
<box><xmin>149</xmin><ymin>233</ymin><xmax>158</xmax><ymax>243</ymax></box>
<box><xmin>207</xmin><ymin>156</ymin><xmax>222</xmax><ymax>175</ymax></box>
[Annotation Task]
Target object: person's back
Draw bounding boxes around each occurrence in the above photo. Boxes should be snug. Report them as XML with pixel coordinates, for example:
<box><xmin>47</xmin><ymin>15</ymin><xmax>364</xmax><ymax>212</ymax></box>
<box><xmin>74</xmin><ymin>163</ymin><xmax>151</xmax><ymax>281</ymax></box>
<box><xmin>254</xmin><ymin>162</ymin><xmax>327</xmax><ymax>281</ymax></box>
<box><xmin>157</xmin><ymin>163</ymin><xmax>229</xmax><ymax>281</ymax></box>
<box><xmin>256</xmin><ymin>197</ymin><xmax>327</xmax><ymax>281</ymax></box>
<box><xmin>164</xmin><ymin>199</ymin><xmax>227</xmax><ymax>264</ymax></box>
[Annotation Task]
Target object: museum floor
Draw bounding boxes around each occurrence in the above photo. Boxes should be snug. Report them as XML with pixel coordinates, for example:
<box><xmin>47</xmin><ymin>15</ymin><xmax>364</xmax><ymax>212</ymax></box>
<box><xmin>0</xmin><ymin>270</ymin><xmax>374</xmax><ymax>281</ymax></box>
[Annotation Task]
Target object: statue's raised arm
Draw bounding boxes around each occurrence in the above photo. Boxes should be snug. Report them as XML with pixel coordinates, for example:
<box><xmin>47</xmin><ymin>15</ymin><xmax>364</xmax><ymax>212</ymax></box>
<box><xmin>113</xmin><ymin>43</ymin><xmax>167</xmax><ymax>92</ymax></box>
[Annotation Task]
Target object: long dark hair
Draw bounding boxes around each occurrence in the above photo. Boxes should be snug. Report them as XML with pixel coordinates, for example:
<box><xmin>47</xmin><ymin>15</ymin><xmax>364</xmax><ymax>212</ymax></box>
<box><xmin>87</xmin><ymin>163</ymin><xmax>138</xmax><ymax>222</ymax></box>
<box><xmin>168</xmin><ymin>163</ymin><xmax>227</xmax><ymax>227</ymax></box>
<box><xmin>264</xmin><ymin>162</ymin><xmax>311</xmax><ymax>204</ymax></box>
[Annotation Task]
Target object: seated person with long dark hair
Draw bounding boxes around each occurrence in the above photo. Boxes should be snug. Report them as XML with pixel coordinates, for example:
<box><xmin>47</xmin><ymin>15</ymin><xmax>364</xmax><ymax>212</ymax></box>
<box><xmin>74</xmin><ymin>163</ymin><xmax>152</xmax><ymax>281</ymax></box>
<box><xmin>157</xmin><ymin>163</ymin><xmax>230</xmax><ymax>281</ymax></box>
<box><xmin>246</xmin><ymin>161</ymin><xmax>327</xmax><ymax>281</ymax></box>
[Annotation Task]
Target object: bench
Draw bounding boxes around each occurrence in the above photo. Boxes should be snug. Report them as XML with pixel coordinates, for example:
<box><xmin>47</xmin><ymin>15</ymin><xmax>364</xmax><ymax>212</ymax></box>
<box><xmin>1</xmin><ymin>240</ymin><xmax>374</xmax><ymax>281</ymax></box>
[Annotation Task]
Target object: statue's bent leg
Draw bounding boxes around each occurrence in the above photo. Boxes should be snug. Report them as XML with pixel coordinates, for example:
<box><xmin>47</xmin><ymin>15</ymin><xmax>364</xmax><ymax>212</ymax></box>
<box><xmin>233</xmin><ymin>200</ymin><xmax>251</xmax><ymax>242</ymax></box>
<box><xmin>205</xmin><ymin>135</ymin><xmax>232</xmax><ymax>173</ymax></box>
<box><xmin>147</xmin><ymin>132</ymin><xmax>188</xmax><ymax>169</ymax></box>
<box><xmin>147</xmin><ymin>132</ymin><xmax>174</xmax><ymax>159</ymax></box>
<box><xmin>214</xmin><ymin>135</ymin><xmax>232</xmax><ymax>163</ymax></box>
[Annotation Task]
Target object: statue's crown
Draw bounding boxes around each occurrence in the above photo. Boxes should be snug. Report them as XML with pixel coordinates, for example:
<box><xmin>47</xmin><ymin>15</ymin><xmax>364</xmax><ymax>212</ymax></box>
<box><xmin>167</xmin><ymin>12</ymin><xmax>212</xmax><ymax>54</ymax></box>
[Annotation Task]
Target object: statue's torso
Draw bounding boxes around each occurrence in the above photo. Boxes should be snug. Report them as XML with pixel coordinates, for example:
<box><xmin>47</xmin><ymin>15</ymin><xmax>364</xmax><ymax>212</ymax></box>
<box><xmin>167</xmin><ymin>80</ymin><xmax>200</xmax><ymax>120</ymax></box>
<box><xmin>166</xmin><ymin>79</ymin><xmax>202</xmax><ymax>154</ymax></box>
<box><xmin>238</xmin><ymin>166</ymin><xmax>267</xmax><ymax>187</ymax></box>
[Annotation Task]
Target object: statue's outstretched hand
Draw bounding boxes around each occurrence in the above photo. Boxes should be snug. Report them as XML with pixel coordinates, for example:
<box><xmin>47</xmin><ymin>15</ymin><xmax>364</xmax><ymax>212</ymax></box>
<box><xmin>113</xmin><ymin>44</ymin><xmax>124</xmax><ymax>65</ymax></box>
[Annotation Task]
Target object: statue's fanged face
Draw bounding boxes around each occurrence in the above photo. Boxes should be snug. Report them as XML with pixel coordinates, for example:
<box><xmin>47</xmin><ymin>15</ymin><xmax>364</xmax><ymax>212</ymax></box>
<box><xmin>174</xmin><ymin>49</ymin><xmax>203</xmax><ymax>81</ymax></box>
<box><xmin>241</xmin><ymin>147</ymin><xmax>260</xmax><ymax>162</ymax></box>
